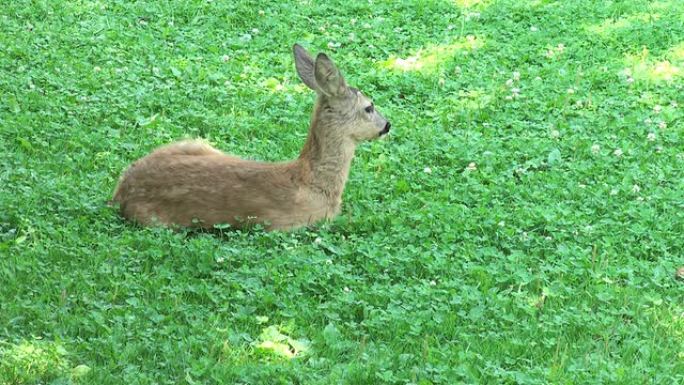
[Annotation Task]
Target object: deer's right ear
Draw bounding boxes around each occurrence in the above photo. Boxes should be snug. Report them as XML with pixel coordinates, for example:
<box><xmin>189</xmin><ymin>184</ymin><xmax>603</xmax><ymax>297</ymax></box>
<box><xmin>314</xmin><ymin>53</ymin><xmax>347</xmax><ymax>98</ymax></box>
<box><xmin>293</xmin><ymin>44</ymin><xmax>319</xmax><ymax>91</ymax></box>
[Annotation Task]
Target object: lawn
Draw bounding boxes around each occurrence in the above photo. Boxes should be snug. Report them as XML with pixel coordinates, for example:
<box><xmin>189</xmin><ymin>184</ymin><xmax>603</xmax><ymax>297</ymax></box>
<box><xmin>1</xmin><ymin>0</ymin><xmax>684</xmax><ymax>384</ymax></box>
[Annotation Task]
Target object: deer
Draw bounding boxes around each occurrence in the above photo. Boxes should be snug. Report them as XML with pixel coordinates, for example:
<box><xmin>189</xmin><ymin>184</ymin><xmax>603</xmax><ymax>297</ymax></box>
<box><xmin>111</xmin><ymin>44</ymin><xmax>391</xmax><ymax>231</ymax></box>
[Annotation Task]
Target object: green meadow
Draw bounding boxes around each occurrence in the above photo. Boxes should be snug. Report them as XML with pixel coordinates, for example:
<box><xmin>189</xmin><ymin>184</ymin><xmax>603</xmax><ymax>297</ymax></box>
<box><xmin>1</xmin><ymin>0</ymin><xmax>683</xmax><ymax>383</ymax></box>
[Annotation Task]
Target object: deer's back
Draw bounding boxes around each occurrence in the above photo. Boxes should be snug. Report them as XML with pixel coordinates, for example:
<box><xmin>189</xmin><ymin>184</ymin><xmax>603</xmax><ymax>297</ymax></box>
<box><xmin>112</xmin><ymin>145</ymin><xmax>324</xmax><ymax>229</ymax></box>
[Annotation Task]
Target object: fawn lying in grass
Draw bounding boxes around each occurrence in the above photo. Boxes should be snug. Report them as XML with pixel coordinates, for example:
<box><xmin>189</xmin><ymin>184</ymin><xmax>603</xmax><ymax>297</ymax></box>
<box><xmin>112</xmin><ymin>44</ymin><xmax>391</xmax><ymax>230</ymax></box>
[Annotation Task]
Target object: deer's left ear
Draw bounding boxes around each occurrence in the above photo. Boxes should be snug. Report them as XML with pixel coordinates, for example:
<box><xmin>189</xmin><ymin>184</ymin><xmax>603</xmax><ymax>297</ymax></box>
<box><xmin>314</xmin><ymin>53</ymin><xmax>347</xmax><ymax>97</ymax></box>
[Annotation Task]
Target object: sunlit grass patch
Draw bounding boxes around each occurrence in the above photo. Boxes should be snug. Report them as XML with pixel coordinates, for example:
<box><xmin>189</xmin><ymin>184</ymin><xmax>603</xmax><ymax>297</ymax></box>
<box><xmin>453</xmin><ymin>0</ymin><xmax>492</xmax><ymax>9</ymax></box>
<box><xmin>586</xmin><ymin>13</ymin><xmax>661</xmax><ymax>37</ymax></box>
<box><xmin>670</xmin><ymin>42</ymin><xmax>684</xmax><ymax>61</ymax></box>
<box><xmin>624</xmin><ymin>45</ymin><xmax>684</xmax><ymax>83</ymax></box>
<box><xmin>380</xmin><ymin>36</ymin><xmax>483</xmax><ymax>73</ymax></box>
<box><xmin>0</xmin><ymin>340</ymin><xmax>86</xmax><ymax>384</ymax></box>
<box><xmin>253</xmin><ymin>325</ymin><xmax>310</xmax><ymax>360</ymax></box>
<box><xmin>649</xmin><ymin>0</ymin><xmax>684</xmax><ymax>12</ymax></box>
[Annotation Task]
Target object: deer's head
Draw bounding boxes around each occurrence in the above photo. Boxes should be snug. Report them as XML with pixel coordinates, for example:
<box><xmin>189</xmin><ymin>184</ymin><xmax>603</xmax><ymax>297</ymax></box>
<box><xmin>293</xmin><ymin>44</ymin><xmax>391</xmax><ymax>142</ymax></box>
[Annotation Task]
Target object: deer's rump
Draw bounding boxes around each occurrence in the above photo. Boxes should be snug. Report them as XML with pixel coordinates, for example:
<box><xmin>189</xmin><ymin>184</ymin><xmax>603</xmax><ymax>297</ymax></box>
<box><xmin>112</xmin><ymin>154</ymin><xmax>304</xmax><ymax>228</ymax></box>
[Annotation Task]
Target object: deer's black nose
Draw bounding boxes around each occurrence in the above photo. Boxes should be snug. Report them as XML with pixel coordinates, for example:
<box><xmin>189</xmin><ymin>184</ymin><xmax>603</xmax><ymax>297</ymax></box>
<box><xmin>380</xmin><ymin>122</ymin><xmax>391</xmax><ymax>136</ymax></box>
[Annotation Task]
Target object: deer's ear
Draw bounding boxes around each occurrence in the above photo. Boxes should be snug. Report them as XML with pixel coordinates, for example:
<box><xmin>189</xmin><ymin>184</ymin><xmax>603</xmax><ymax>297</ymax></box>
<box><xmin>293</xmin><ymin>44</ymin><xmax>318</xmax><ymax>91</ymax></box>
<box><xmin>314</xmin><ymin>53</ymin><xmax>347</xmax><ymax>97</ymax></box>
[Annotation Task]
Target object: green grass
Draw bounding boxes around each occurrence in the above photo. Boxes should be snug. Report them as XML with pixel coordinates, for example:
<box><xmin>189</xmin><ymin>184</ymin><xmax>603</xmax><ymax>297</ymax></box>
<box><xmin>1</xmin><ymin>0</ymin><xmax>684</xmax><ymax>383</ymax></box>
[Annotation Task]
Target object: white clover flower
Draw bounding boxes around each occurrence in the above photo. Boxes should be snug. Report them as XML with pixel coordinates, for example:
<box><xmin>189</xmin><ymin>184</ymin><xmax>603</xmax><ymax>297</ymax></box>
<box><xmin>626</xmin><ymin>77</ymin><xmax>634</xmax><ymax>84</ymax></box>
<box><xmin>258</xmin><ymin>10</ymin><xmax>265</xmax><ymax>15</ymax></box>
<box><xmin>325</xmin><ymin>259</ymin><xmax>333</xmax><ymax>265</ymax></box>
<box><xmin>653</xmin><ymin>105</ymin><xmax>662</xmax><ymax>113</ymax></box>
<box><xmin>610</xmin><ymin>189</ymin><xmax>619</xmax><ymax>196</ymax></box>
<box><xmin>644</xmin><ymin>118</ymin><xmax>653</xmax><ymax>125</ymax></box>
<box><xmin>505</xmin><ymin>95</ymin><xmax>513</xmax><ymax>101</ymax></box>
<box><xmin>498</xmin><ymin>221</ymin><xmax>505</xmax><ymax>227</ymax></box>
<box><xmin>505</xmin><ymin>78</ymin><xmax>514</xmax><ymax>87</ymax></box>
<box><xmin>513</xmin><ymin>71</ymin><xmax>521</xmax><ymax>80</ymax></box>
<box><xmin>557</xmin><ymin>43</ymin><xmax>565</xmax><ymax>52</ymax></box>
<box><xmin>534</xmin><ymin>76</ymin><xmax>542</xmax><ymax>81</ymax></box>
<box><xmin>423</xmin><ymin>167</ymin><xmax>432</xmax><ymax>174</ymax></box>
<box><xmin>613</xmin><ymin>148</ymin><xmax>623</xmax><ymax>157</ymax></box>
<box><xmin>466</xmin><ymin>162</ymin><xmax>477</xmax><ymax>171</ymax></box>
<box><xmin>591</xmin><ymin>144</ymin><xmax>601</xmax><ymax>154</ymax></box>
<box><xmin>647</xmin><ymin>132</ymin><xmax>656</xmax><ymax>141</ymax></box>
<box><xmin>94</xmin><ymin>66</ymin><xmax>101</xmax><ymax>72</ymax></box>
<box><xmin>221</xmin><ymin>55</ymin><xmax>230</xmax><ymax>62</ymax></box>
<box><xmin>251</xmin><ymin>28</ymin><xmax>260</xmax><ymax>34</ymax></box>
<box><xmin>511</xmin><ymin>87</ymin><xmax>521</xmax><ymax>95</ymax></box>
<box><xmin>632</xmin><ymin>184</ymin><xmax>641</xmax><ymax>193</ymax></box>
<box><xmin>429</xmin><ymin>280</ymin><xmax>437</xmax><ymax>286</ymax></box>
<box><xmin>550</xmin><ymin>130</ymin><xmax>560</xmax><ymax>138</ymax></box>
<box><xmin>567</xmin><ymin>88</ymin><xmax>575</xmax><ymax>94</ymax></box>
<box><xmin>343</xmin><ymin>287</ymin><xmax>351</xmax><ymax>292</ymax></box>
<box><xmin>658</xmin><ymin>121</ymin><xmax>667</xmax><ymax>129</ymax></box>
<box><xmin>671</xmin><ymin>101</ymin><xmax>678</xmax><ymax>108</ymax></box>
<box><xmin>530</xmin><ymin>26</ymin><xmax>539</xmax><ymax>32</ymax></box>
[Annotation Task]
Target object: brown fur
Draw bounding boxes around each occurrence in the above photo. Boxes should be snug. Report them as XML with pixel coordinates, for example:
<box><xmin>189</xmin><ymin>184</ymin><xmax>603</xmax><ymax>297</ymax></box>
<box><xmin>112</xmin><ymin>44</ymin><xmax>390</xmax><ymax>231</ymax></box>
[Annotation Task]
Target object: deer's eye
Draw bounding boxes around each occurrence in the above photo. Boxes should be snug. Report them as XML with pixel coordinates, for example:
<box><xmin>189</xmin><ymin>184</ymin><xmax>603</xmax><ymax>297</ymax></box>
<box><xmin>364</xmin><ymin>105</ymin><xmax>374</xmax><ymax>113</ymax></box>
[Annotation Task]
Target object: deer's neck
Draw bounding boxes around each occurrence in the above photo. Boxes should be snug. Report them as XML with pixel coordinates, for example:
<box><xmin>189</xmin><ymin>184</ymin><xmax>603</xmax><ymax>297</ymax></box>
<box><xmin>298</xmin><ymin>109</ymin><xmax>356</xmax><ymax>202</ymax></box>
